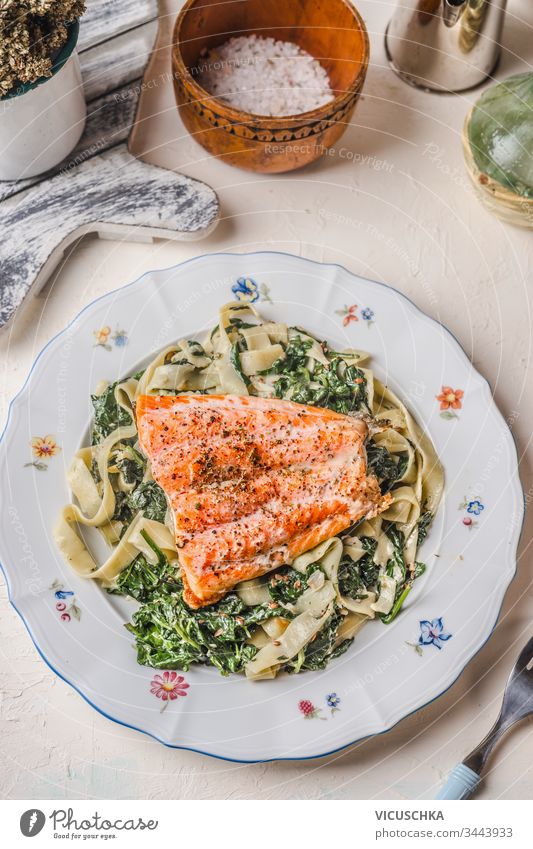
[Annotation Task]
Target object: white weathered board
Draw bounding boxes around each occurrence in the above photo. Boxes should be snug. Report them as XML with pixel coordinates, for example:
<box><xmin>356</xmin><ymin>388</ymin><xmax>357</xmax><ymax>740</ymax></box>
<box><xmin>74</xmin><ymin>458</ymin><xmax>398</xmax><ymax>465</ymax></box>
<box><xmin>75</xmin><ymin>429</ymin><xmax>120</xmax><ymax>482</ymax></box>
<box><xmin>77</xmin><ymin>0</ymin><xmax>159</xmax><ymax>52</ymax></box>
<box><xmin>0</xmin><ymin>0</ymin><xmax>219</xmax><ymax>329</ymax></box>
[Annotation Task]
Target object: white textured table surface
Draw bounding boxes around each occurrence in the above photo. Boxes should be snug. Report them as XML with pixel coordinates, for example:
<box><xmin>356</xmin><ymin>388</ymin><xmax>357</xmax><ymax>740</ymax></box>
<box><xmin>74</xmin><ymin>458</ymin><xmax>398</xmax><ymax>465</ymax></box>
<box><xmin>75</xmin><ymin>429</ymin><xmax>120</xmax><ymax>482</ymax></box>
<box><xmin>1</xmin><ymin>0</ymin><xmax>532</xmax><ymax>800</ymax></box>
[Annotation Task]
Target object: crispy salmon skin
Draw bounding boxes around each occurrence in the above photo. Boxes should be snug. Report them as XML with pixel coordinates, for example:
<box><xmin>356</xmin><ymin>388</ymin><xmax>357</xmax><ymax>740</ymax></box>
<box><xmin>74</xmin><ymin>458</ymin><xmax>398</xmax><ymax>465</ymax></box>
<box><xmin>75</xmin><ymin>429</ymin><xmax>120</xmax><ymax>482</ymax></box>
<box><xmin>136</xmin><ymin>394</ymin><xmax>390</xmax><ymax>608</ymax></box>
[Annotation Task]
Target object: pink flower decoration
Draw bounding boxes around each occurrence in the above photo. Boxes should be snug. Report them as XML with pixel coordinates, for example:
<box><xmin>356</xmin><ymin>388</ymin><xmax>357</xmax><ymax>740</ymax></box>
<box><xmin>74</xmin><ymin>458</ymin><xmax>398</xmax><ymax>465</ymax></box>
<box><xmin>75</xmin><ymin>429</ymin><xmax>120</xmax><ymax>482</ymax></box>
<box><xmin>150</xmin><ymin>671</ymin><xmax>189</xmax><ymax>702</ymax></box>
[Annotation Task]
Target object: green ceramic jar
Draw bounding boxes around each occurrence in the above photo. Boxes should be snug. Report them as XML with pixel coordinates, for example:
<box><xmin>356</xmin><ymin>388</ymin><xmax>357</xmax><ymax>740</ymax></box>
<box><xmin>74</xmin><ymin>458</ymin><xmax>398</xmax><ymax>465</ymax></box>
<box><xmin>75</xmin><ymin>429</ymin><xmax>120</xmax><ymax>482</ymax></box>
<box><xmin>463</xmin><ymin>72</ymin><xmax>533</xmax><ymax>228</ymax></box>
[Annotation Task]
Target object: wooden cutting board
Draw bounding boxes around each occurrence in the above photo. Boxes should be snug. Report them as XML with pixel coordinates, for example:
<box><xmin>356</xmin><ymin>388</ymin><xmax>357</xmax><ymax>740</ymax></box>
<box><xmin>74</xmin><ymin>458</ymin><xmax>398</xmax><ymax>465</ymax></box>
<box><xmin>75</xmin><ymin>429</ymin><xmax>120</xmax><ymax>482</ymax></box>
<box><xmin>0</xmin><ymin>0</ymin><xmax>219</xmax><ymax>330</ymax></box>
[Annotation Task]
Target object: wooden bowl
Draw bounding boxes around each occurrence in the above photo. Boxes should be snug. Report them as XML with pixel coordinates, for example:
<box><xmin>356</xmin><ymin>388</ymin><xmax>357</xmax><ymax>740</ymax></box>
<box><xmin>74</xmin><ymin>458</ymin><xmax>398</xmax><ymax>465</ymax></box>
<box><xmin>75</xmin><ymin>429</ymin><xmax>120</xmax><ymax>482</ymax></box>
<box><xmin>172</xmin><ymin>0</ymin><xmax>369</xmax><ymax>173</ymax></box>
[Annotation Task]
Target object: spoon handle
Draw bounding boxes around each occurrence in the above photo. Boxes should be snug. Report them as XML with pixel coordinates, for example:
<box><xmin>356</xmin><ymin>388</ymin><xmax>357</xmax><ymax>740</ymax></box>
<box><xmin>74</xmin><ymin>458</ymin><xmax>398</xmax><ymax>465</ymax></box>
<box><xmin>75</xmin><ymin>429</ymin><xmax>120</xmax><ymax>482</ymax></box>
<box><xmin>435</xmin><ymin>763</ymin><xmax>481</xmax><ymax>799</ymax></box>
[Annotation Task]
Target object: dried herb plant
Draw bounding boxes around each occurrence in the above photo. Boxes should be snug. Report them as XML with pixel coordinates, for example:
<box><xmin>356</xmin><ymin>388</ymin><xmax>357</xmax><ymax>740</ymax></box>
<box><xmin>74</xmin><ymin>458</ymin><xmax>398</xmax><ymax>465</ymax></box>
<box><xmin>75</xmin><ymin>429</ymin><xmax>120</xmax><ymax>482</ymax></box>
<box><xmin>0</xmin><ymin>1</ymin><xmax>86</xmax><ymax>97</ymax></box>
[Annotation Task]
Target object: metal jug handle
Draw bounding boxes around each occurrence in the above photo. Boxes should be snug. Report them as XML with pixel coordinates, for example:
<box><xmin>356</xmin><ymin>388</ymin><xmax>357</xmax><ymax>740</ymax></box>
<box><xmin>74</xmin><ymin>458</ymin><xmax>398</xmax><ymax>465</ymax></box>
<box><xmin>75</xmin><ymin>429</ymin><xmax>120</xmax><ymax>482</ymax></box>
<box><xmin>443</xmin><ymin>0</ymin><xmax>467</xmax><ymax>28</ymax></box>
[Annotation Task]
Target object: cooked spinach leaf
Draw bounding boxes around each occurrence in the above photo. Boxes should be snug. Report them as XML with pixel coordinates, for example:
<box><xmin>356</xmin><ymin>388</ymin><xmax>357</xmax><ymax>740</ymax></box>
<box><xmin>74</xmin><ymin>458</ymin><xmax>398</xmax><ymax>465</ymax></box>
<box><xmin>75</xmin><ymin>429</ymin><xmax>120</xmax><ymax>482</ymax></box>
<box><xmin>299</xmin><ymin>610</ymin><xmax>344</xmax><ymax>671</ymax></box>
<box><xmin>111</xmin><ymin>491</ymin><xmax>134</xmax><ymax>528</ymax></box>
<box><xmin>230</xmin><ymin>342</ymin><xmax>251</xmax><ymax>387</ymax></box>
<box><xmin>125</xmin><ymin>547</ymin><xmax>290</xmax><ymax>674</ymax></box>
<box><xmin>265</xmin><ymin>334</ymin><xmax>370</xmax><ymax>414</ymax></box>
<box><xmin>109</xmin><ymin>551</ymin><xmax>179</xmax><ymax>602</ymax></box>
<box><xmin>413</xmin><ymin>561</ymin><xmax>426</xmax><ymax>579</ymax></box>
<box><xmin>384</xmin><ymin>525</ymin><xmax>407</xmax><ymax>583</ymax></box>
<box><xmin>127</xmin><ymin>586</ymin><xmax>285</xmax><ymax>675</ymax></box>
<box><xmin>329</xmin><ymin>638</ymin><xmax>354</xmax><ymax>661</ymax></box>
<box><xmin>366</xmin><ymin>441</ymin><xmax>408</xmax><ymax>493</ymax></box>
<box><xmin>111</xmin><ymin>481</ymin><xmax>167</xmax><ymax>529</ymax></box>
<box><xmin>127</xmin><ymin>481</ymin><xmax>168</xmax><ymax>523</ymax></box>
<box><xmin>359</xmin><ymin>537</ymin><xmax>379</xmax><ymax>585</ymax></box>
<box><xmin>268</xmin><ymin>564</ymin><xmax>319</xmax><ymax>605</ymax></box>
<box><xmin>91</xmin><ymin>382</ymin><xmax>132</xmax><ymax>444</ymax></box>
<box><xmin>379</xmin><ymin>525</ymin><xmax>412</xmax><ymax>624</ymax></box>
<box><xmin>268</xmin><ymin>334</ymin><xmax>313</xmax><ymax>373</ymax></box>
<box><xmin>338</xmin><ymin>555</ymin><xmax>365</xmax><ymax>599</ymax></box>
<box><xmin>117</xmin><ymin>457</ymin><xmax>144</xmax><ymax>487</ymax></box>
<box><xmin>417</xmin><ymin>510</ymin><xmax>433</xmax><ymax>544</ymax></box>
<box><xmin>338</xmin><ymin>537</ymin><xmax>378</xmax><ymax>598</ymax></box>
<box><xmin>380</xmin><ymin>583</ymin><xmax>412</xmax><ymax>625</ymax></box>
<box><xmin>228</xmin><ymin>317</ymin><xmax>257</xmax><ymax>330</ymax></box>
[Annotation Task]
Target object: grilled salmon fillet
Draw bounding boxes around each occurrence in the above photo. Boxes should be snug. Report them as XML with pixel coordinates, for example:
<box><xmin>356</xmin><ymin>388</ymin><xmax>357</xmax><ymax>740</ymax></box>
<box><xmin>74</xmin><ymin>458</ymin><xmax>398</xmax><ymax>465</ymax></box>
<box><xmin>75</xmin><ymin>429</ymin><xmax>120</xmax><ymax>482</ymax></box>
<box><xmin>136</xmin><ymin>394</ymin><xmax>390</xmax><ymax>608</ymax></box>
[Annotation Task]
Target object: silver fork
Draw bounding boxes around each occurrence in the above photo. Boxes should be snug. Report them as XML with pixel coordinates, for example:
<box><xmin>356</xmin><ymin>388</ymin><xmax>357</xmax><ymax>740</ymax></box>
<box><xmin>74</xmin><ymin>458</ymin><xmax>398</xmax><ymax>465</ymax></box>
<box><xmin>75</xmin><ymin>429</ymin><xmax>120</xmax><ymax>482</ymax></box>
<box><xmin>435</xmin><ymin>635</ymin><xmax>533</xmax><ymax>799</ymax></box>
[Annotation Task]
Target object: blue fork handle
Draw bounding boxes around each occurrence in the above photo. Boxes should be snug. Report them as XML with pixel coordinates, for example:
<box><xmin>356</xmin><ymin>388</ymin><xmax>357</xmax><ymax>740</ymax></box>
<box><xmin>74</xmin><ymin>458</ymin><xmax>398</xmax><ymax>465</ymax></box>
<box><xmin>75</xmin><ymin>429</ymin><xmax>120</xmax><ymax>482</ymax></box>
<box><xmin>435</xmin><ymin>763</ymin><xmax>481</xmax><ymax>799</ymax></box>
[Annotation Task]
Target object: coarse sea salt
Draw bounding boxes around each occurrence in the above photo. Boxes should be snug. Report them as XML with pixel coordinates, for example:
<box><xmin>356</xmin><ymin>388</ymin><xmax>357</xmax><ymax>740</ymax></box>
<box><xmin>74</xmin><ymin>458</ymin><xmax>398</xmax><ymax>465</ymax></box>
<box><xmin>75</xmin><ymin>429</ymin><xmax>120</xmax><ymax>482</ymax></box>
<box><xmin>195</xmin><ymin>34</ymin><xmax>334</xmax><ymax>117</ymax></box>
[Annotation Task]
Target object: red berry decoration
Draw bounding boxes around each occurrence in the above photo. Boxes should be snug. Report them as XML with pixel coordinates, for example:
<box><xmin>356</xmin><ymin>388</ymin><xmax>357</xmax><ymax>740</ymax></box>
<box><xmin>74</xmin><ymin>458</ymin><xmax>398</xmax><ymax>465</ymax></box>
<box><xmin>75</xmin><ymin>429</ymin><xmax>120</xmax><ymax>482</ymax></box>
<box><xmin>298</xmin><ymin>699</ymin><xmax>315</xmax><ymax>717</ymax></box>
<box><xmin>463</xmin><ymin>517</ymin><xmax>472</xmax><ymax>526</ymax></box>
<box><xmin>298</xmin><ymin>699</ymin><xmax>326</xmax><ymax>719</ymax></box>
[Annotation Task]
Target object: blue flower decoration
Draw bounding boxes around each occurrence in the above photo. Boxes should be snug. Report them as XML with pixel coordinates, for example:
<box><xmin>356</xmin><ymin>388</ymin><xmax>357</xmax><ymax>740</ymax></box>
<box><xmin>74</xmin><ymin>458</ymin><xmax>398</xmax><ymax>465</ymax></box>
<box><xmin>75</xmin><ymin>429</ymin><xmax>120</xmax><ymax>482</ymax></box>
<box><xmin>54</xmin><ymin>589</ymin><xmax>74</xmax><ymax>600</ymax></box>
<box><xmin>418</xmin><ymin>618</ymin><xmax>452</xmax><ymax>650</ymax></box>
<box><xmin>467</xmin><ymin>499</ymin><xmax>484</xmax><ymax>516</ymax></box>
<box><xmin>326</xmin><ymin>692</ymin><xmax>341</xmax><ymax>708</ymax></box>
<box><xmin>113</xmin><ymin>332</ymin><xmax>128</xmax><ymax>348</ymax></box>
<box><xmin>361</xmin><ymin>307</ymin><xmax>374</xmax><ymax>321</ymax></box>
<box><xmin>232</xmin><ymin>277</ymin><xmax>259</xmax><ymax>303</ymax></box>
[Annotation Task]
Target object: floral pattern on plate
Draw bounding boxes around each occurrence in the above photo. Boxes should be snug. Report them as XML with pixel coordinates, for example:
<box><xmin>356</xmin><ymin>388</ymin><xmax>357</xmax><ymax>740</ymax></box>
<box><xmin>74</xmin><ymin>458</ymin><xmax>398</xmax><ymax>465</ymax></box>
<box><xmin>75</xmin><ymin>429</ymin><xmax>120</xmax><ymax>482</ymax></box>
<box><xmin>298</xmin><ymin>699</ymin><xmax>326</xmax><ymax>720</ymax></box>
<box><xmin>93</xmin><ymin>326</ymin><xmax>128</xmax><ymax>351</ymax></box>
<box><xmin>459</xmin><ymin>496</ymin><xmax>484</xmax><ymax>529</ymax></box>
<box><xmin>436</xmin><ymin>386</ymin><xmax>464</xmax><ymax>420</ymax></box>
<box><xmin>360</xmin><ymin>307</ymin><xmax>375</xmax><ymax>326</ymax></box>
<box><xmin>335</xmin><ymin>304</ymin><xmax>375</xmax><ymax>327</ymax></box>
<box><xmin>299</xmin><ymin>694</ymin><xmax>342</xmax><ymax>721</ymax></box>
<box><xmin>50</xmin><ymin>580</ymin><xmax>80</xmax><ymax>622</ymax></box>
<box><xmin>150</xmin><ymin>671</ymin><xmax>190</xmax><ymax>712</ymax></box>
<box><xmin>231</xmin><ymin>277</ymin><xmax>273</xmax><ymax>304</ymax></box>
<box><xmin>407</xmin><ymin>618</ymin><xmax>452</xmax><ymax>655</ymax></box>
<box><xmin>326</xmin><ymin>693</ymin><xmax>341</xmax><ymax>717</ymax></box>
<box><xmin>25</xmin><ymin>435</ymin><xmax>60</xmax><ymax>471</ymax></box>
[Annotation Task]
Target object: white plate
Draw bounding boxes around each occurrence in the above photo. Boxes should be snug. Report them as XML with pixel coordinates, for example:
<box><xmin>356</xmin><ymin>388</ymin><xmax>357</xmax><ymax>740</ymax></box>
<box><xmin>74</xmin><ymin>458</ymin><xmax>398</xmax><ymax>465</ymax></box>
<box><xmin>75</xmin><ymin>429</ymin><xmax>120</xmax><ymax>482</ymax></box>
<box><xmin>0</xmin><ymin>252</ymin><xmax>523</xmax><ymax>761</ymax></box>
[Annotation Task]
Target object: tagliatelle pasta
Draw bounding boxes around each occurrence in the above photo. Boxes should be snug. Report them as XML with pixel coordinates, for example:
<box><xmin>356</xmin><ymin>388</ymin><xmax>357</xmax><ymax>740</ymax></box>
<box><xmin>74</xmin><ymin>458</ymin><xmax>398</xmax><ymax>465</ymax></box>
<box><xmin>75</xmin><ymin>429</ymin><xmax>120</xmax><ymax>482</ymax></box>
<box><xmin>55</xmin><ymin>301</ymin><xmax>443</xmax><ymax>679</ymax></box>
